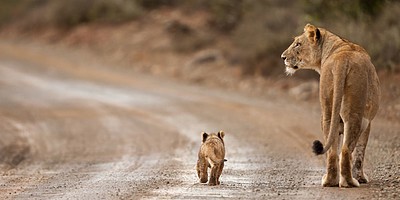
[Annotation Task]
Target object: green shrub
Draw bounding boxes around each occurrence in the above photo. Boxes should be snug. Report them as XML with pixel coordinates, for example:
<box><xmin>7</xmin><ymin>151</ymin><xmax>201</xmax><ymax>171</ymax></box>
<box><xmin>136</xmin><ymin>0</ymin><xmax>179</xmax><ymax>9</ymax></box>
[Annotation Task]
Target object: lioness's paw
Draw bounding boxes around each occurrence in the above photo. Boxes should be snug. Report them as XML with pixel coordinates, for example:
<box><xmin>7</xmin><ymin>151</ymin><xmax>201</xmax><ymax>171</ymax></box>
<box><xmin>339</xmin><ymin>176</ymin><xmax>360</xmax><ymax>188</ymax></box>
<box><xmin>321</xmin><ymin>174</ymin><xmax>339</xmax><ymax>187</ymax></box>
<box><xmin>355</xmin><ymin>173</ymin><xmax>369</xmax><ymax>184</ymax></box>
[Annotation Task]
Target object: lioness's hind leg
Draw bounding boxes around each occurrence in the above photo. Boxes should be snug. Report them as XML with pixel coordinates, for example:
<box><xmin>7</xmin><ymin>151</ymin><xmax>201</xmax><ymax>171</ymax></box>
<box><xmin>340</xmin><ymin>120</ymin><xmax>362</xmax><ymax>188</ymax></box>
<box><xmin>352</xmin><ymin>121</ymin><xmax>371</xmax><ymax>183</ymax></box>
<box><xmin>321</xmin><ymin>112</ymin><xmax>340</xmax><ymax>187</ymax></box>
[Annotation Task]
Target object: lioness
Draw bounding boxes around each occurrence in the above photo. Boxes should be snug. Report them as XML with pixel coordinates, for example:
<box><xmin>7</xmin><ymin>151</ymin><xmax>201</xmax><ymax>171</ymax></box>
<box><xmin>196</xmin><ymin>131</ymin><xmax>225</xmax><ymax>186</ymax></box>
<box><xmin>281</xmin><ymin>24</ymin><xmax>380</xmax><ymax>188</ymax></box>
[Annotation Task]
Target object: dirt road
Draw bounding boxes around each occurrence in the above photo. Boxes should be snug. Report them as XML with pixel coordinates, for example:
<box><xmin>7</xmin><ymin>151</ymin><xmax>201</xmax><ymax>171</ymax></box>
<box><xmin>0</xmin><ymin>41</ymin><xmax>398</xmax><ymax>199</ymax></box>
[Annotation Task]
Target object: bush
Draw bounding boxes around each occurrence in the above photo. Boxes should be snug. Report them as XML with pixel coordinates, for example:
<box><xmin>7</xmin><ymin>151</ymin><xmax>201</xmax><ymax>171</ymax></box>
<box><xmin>302</xmin><ymin>0</ymin><xmax>400</xmax><ymax>72</ymax></box>
<box><xmin>303</xmin><ymin>0</ymin><xmax>386</xmax><ymax>21</ymax></box>
<box><xmin>136</xmin><ymin>0</ymin><xmax>179</xmax><ymax>9</ymax></box>
<box><xmin>1</xmin><ymin>0</ymin><xmax>399</xmax><ymax>74</ymax></box>
<box><xmin>47</xmin><ymin>0</ymin><xmax>143</xmax><ymax>28</ymax></box>
<box><xmin>0</xmin><ymin>0</ymin><xmax>46</xmax><ymax>27</ymax></box>
<box><xmin>228</xmin><ymin>1</ymin><xmax>304</xmax><ymax>76</ymax></box>
<box><xmin>206</xmin><ymin>0</ymin><xmax>243</xmax><ymax>32</ymax></box>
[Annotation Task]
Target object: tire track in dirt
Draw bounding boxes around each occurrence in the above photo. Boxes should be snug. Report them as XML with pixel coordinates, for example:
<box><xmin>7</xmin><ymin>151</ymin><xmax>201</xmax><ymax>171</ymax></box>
<box><xmin>0</xmin><ymin>60</ymin><xmax>189</xmax><ymax>198</ymax></box>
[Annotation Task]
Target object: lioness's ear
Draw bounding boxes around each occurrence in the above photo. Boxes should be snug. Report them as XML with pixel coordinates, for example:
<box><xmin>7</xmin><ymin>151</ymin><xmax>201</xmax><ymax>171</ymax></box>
<box><xmin>218</xmin><ymin>131</ymin><xmax>225</xmax><ymax>139</ymax></box>
<box><xmin>304</xmin><ymin>23</ymin><xmax>321</xmax><ymax>44</ymax></box>
<box><xmin>202</xmin><ymin>132</ymin><xmax>208</xmax><ymax>142</ymax></box>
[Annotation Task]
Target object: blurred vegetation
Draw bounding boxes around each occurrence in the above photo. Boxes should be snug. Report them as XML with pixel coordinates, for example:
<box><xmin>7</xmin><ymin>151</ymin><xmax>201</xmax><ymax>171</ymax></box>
<box><xmin>1</xmin><ymin>0</ymin><xmax>399</xmax><ymax>74</ymax></box>
<box><xmin>303</xmin><ymin>0</ymin><xmax>386</xmax><ymax>21</ymax></box>
<box><xmin>205</xmin><ymin>0</ymin><xmax>243</xmax><ymax>32</ymax></box>
<box><xmin>0</xmin><ymin>0</ymin><xmax>144</xmax><ymax>28</ymax></box>
<box><xmin>302</xmin><ymin>0</ymin><xmax>400</xmax><ymax>73</ymax></box>
<box><xmin>47</xmin><ymin>0</ymin><xmax>143</xmax><ymax>28</ymax></box>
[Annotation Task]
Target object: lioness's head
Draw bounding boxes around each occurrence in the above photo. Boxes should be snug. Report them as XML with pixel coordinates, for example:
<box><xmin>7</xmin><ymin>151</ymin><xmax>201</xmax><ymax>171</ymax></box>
<box><xmin>202</xmin><ymin>131</ymin><xmax>225</xmax><ymax>144</ymax></box>
<box><xmin>281</xmin><ymin>24</ymin><xmax>322</xmax><ymax>75</ymax></box>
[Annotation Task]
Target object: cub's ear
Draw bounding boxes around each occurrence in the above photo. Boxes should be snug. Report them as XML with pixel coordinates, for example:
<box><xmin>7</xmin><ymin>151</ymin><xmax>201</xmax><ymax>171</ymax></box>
<box><xmin>218</xmin><ymin>131</ymin><xmax>225</xmax><ymax>139</ymax></box>
<box><xmin>304</xmin><ymin>23</ymin><xmax>321</xmax><ymax>44</ymax></box>
<box><xmin>202</xmin><ymin>132</ymin><xmax>208</xmax><ymax>142</ymax></box>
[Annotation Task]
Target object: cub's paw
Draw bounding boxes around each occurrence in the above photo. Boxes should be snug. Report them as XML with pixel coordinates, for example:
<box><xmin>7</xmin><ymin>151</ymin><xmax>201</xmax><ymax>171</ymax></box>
<box><xmin>208</xmin><ymin>181</ymin><xmax>217</xmax><ymax>186</ymax></box>
<box><xmin>200</xmin><ymin>177</ymin><xmax>208</xmax><ymax>183</ymax></box>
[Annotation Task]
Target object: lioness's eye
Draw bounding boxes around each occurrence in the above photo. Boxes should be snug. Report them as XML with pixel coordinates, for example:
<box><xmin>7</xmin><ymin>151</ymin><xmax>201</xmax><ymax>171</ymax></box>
<box><xmin>295</xmin><ymin>42</ymin><xmax>301</xmax><ymax>47</ymax></box>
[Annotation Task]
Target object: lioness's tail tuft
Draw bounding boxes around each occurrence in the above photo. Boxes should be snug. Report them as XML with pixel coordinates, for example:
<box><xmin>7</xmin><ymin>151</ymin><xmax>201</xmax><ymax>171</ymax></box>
<box><xmin>312</xmin><ymin>140</ymin><xmax>324</xmax><ymax>155</ymax></box>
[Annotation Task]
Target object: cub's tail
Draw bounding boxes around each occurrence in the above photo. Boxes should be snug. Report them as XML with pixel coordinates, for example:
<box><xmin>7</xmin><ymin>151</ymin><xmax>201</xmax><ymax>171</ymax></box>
<box><xmin>207</xmin><ymin>157</ymin><xmax>226</xmax><ymax>166</ymax></box>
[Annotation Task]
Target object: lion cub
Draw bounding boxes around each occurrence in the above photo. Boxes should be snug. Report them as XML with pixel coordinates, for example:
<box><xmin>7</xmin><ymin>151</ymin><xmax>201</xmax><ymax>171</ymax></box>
<box><xmin>196</xmin><ymin>131</ymin><xmax>225</xmax><ymax>186</ymax></box>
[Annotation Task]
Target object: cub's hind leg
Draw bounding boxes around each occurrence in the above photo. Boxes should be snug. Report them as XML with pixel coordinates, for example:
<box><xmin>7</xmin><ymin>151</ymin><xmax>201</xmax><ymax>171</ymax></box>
<box><xmin>208</xmin><ymin>162</ymin><xmax>218</xmax><ymax>186</ymax></box>
<box><xmin>216</xmin><ymin>161</ymin><xmax>224</xmax><ymax>185</ymax></box>
<box><xmin>197</xmin><ymin>158</ymin><xmax>208</xmax><ymax>183</ymax></box>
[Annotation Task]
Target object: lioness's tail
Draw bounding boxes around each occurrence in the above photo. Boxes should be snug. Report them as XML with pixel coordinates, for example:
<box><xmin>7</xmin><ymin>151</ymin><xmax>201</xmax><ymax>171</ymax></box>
<box><xmin>312</xmin><ymin>140</ymin><xmax>325</xmax><ymax>155</ymax></box>
<box><xmin>312</xmin><ymin>113</ymin><xmax>342</xmax><ymax>156</ymax></box>
<box><xmin>312</xmin><ymin>67</ymin><xmax>346</xmax><ymax>156</ymax></box>
<box><xmin>312</xmin><ymin>125</ymin><xmax>339</xmax><ymax>155</ymax></box>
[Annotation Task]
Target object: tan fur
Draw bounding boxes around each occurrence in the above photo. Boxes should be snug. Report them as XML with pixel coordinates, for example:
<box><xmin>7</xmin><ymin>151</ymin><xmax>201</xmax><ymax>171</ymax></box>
<box><xmin>196</xmin><ymin>131</ymin><xmax>225</xmax><ymax>186</ymax></box>
<box><xmin>281</xmin><ymin>24</ymin><xmax>380</xmax><ymax>188</ymax></box>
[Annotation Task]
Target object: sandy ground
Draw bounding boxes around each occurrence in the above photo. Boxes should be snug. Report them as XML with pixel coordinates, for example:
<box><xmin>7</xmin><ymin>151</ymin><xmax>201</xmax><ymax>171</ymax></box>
<box><xmin>0</xmin><ymin>41</ymin><xmax>399</xmax><ymax>199</ymax></box>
